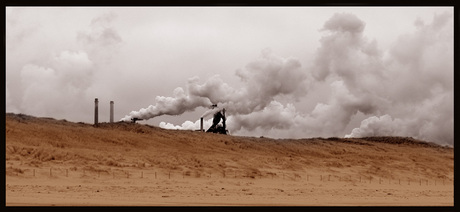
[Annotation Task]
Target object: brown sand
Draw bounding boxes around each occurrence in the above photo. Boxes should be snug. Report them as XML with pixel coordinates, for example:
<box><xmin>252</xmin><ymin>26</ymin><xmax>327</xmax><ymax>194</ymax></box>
<box><xmin>5</xmin><ymin>113</ymin><xmax>453</xmax><ymax>206</ymax></box>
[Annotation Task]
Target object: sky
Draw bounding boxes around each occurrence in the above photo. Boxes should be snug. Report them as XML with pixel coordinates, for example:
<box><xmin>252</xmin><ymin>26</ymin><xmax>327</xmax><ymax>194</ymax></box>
<box><xmin>5</xmin><ymin>7</ymin><xmax>454</xmax><ymax>146</ymax></box>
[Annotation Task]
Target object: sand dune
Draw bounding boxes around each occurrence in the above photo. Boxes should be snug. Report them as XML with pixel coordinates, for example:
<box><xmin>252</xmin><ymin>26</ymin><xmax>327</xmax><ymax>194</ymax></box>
<box><xmin>5</xmin><ymin>113</ymin><xmax>454</xmax><ymax>206</ymax></box>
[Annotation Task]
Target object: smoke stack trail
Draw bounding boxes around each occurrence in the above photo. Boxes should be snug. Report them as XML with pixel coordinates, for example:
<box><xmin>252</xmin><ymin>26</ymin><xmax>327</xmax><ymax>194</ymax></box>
<box><xmin>200</xmin><ymin>117</ymin><xmax>203</xmax><ymax>132</ymax></box>
<box><xmin>94</xmin><ymin>98</ymin><xmax>98</xmax><ymax>126</ymax></box>
<box><xmin>120</xmin><ymin>49</ymin><xmax>306</xmax><ymax>123</ymax></box>
<box><xmin>110</xmin><ymin>101</ymin><xmax>114</xmax><ymax>123</ymax></box>
<box><xmin>120</xmin><ymin>12</ymin><xmax>453</xmax><ymax>146</ymax></box>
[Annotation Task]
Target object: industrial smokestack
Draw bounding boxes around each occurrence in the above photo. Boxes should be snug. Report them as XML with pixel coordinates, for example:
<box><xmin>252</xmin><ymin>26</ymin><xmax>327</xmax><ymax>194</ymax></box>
<box><xmin>94</xmin><ymin>98</ymin><xmax>98</xmax><ymax>126</ymax></box>
<box><xmin>222</xmin><ymin>108</ymin><xmax>226</xmax><ymax>130</ymax></box>
<box><xmin>110</xmin><ymin>101</ymin><xmax>114</xmax><ymax>123</ymax></box>
<box><xmin>200</xmin><ymin>117</ymin><xmax>204</xmax><ymax>132</ymax></box>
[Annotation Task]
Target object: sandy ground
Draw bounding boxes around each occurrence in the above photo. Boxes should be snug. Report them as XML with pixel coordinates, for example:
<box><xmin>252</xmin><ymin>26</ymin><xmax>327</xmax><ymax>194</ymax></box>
<box><xmin>5</xmin><ymin>113</ymin><xmax>454</xmax><ymax>206</ymax></box>
<box><xmin>5</xmin><ymin>164</ymin><xmax>453</xmax><ymax>206</ymax></box>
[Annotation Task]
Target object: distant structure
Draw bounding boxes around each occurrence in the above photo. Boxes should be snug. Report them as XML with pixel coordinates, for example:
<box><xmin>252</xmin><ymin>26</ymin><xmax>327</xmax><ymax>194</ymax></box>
<box><xmin>200</xmin><ymin>117</ymin><xmax>204</xmax><ymax>132</ymax></box>
<box><xmin>131</xmin><ymin>117</ymin><xmax>143</xmax><ymax>123</ymax></box>
<box><xmin>94</xmin><ymin>98</ymin><xmax>99</xmax><ymax>126</ymax></box>
<box><xmin>110</xmin><ymin>101</ymin><xmax>114</xmax><ymax>123</ymax></box>
<box><xmin>206</xmin><ymin>106</ymin><xmax>227</xmax><ymax>135</ymax></box>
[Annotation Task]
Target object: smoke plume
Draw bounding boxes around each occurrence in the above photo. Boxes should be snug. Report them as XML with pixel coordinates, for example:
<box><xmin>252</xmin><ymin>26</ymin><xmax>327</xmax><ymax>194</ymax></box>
<box><xmin>7</xmin><ymin>11</ymin><xmax>123</xmax><ymax>121</ymax></box>
<box><xmin>121</xmin><ymin>49</ymin><xmax>309</xmax><ymax>121</ymax></box>
<box><xmin>327</xmin><ymin>12</ymin><xmax>453</xmax><ymax>146</ymax></box>
<box><xmin>7</xmin><ymin>9</ymin><xmax>452</xmax><ymax>146</ymax></box>
<box><xmin>140</xmin><ymin>12</ymin><xmax>453</xmax><ymax>146</ymax></box>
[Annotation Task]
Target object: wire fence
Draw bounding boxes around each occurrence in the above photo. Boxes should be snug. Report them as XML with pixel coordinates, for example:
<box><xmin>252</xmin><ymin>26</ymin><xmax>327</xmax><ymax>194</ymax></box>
<box><xmin>6</xmin><ymin>166</ymin><xmax>452</xmax><ymax>187</ymax></box>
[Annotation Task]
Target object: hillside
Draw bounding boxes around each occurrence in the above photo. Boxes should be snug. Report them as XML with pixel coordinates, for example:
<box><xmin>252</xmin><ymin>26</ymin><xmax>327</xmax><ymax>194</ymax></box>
<box><xmin>5</xmin><ymin>113</ymin><xmax>453</xmax><ymax>181</ymax></box>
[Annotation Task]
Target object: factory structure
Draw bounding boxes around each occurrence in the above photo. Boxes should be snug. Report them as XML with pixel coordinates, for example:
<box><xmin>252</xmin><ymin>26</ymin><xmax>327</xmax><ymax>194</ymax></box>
<box><xmin>93</xmin><ymin>98</ymin><xmax>115</xmax><ymax>126</ymax></box>
<box><xmin>93</xmin><ymin>98</ymin><xmax>228</xmax><ymax>135</ymax></box>
<box><xmin>202</xmin><ymin>104</ymin><xmax>227</xmax><ymax>134</ymax></box>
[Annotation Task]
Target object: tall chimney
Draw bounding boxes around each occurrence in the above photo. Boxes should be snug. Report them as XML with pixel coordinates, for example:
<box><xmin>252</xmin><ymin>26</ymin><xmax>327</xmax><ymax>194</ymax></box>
<box><xmin>94</xmin><ymin>98</ymin><xmax>98</xmax><ymax>126</ymax></box>
<box><xmin>222</xmin><ymin>108</ymin><xmax>226</xmax><ymax>130</ymax></box>
<box><xmin>110</xmin><ymin>101</ymin><xmax>114</xmax><ymax>123</ymax></box>
<box><xmin>200</xmin><ymin>117</ymin><xmax>204</xmax><ymax>132</ymax></box>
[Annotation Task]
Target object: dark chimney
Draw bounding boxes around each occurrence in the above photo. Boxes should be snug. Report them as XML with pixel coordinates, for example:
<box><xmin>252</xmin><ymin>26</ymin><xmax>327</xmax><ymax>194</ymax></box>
<box><xmin>110</xmin><ymin>101</ymin><xmax>114</xmax><ymax>123</ymax></box>
<box><xmin>200</xmin><ymin>117</ymin><xmax>204</xmax><ymax>132</ymax></box>
<box><xmin>94</xmin><ymin>98</ymin><xmax>98</xmax><ymax>126</ymax></box>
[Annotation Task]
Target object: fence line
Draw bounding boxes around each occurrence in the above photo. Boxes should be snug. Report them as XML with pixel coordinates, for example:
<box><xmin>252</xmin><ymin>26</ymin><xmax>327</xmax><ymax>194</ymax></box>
<box><xmin>6</xmin><ymin>166</ymin><xmax>452</xmax><ymax>187</ymax></box>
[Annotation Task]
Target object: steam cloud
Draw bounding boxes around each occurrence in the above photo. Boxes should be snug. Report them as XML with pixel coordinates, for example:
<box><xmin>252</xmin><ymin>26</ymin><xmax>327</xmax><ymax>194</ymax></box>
<box><xmin>124</xmin><ymin>12</ymin><xmax>453</xmax><ymax>146</ymax></box>
<box><xmin>121</xmin><ymin>49</ymin><xmax>308</xmax><ymax>121</ymax></box>
<box><xmin>7</xmin><ymin>11</ymin><xmax>123</xmax><ymax>121</ymax></box>
<box><xmin>7</xmin><ymin>9</ymin><xmax>451</xmax><ymax>146</ymax></box>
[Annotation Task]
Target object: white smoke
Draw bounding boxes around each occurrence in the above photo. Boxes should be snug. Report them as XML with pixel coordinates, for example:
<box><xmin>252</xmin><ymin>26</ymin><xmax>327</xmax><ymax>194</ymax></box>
<box><xmin>77</xmin><ymin>11</ymin><xmax>122</xmax><ymax>63</ymax></box>
<box><xmin>20</xmin><ymin>51</ymin><xmax>94</xmax><ymax>117</ymax></box>
<box><xmin>8</xmin><ymin>11</ymin><xmax>123</xmax><ymax>121</ymax></box>
<box><xmin>188</xmin><ymin>49</ymin><xmax>309</xmax><ymax>115</ymax></box>
<box><xmin>121</xmin><ymin>49</ymin><xmax>309</xmax><ymax>122</ymax></box>
<box><xmin>346</xmin><ymin>92</ymin><xmax>453</xmax><ymax>146</ymax></box>
<box><xmin>125</xmin><ymin>11</ymin><xmax>453</xmax><ymax>146</ymax></box>
<box><xmin>228</xmin><ymin>101</ymin><xmax>298</xmax><ymax>132</ymax></box>
<box><xmin>120</xmin><ymin>87</ymin><xmax>212</xmax><ymax>121</ymax></box>
<box><xmin>5</xmin><ymin>9</ymin><xmax>453</xmax><ymax>146</ymax></box>
<box><xmin>159</xmin><ymin>118</ymin><xmax>213</xmax><ymax>131</ymax></box>
<box><xmin>327</xmin><ymin>12</ymin><xmax>453</xmax><ymax>145</ymax></box>
<box><xmin>345</xmin><ymin>115</ymin><xmax>406</xmax><ymax>138</ymax></box>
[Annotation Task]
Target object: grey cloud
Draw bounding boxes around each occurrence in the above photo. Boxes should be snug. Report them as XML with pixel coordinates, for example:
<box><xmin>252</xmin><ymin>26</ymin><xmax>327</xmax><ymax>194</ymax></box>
<box><xmin>342</xmin><ymin>11</ymin><xmax>453</xmax><ymax>145</ymax></box>
<box><xmin>77</xmin><ymin>12</ymin><xmax>123</xmax><ymax>62</ymax></box>
<box><xmin>322</xmin><ymin>12</ymin><xmax>365</xmax><ymax>34</ymax></box>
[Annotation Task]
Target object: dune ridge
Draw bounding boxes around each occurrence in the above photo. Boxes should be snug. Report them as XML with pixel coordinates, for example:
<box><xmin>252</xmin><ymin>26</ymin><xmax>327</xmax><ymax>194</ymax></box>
<box><xmin>5</xmin><ymin>113</ymin><xmax>454</xmax><ymax>206</ymax></box>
